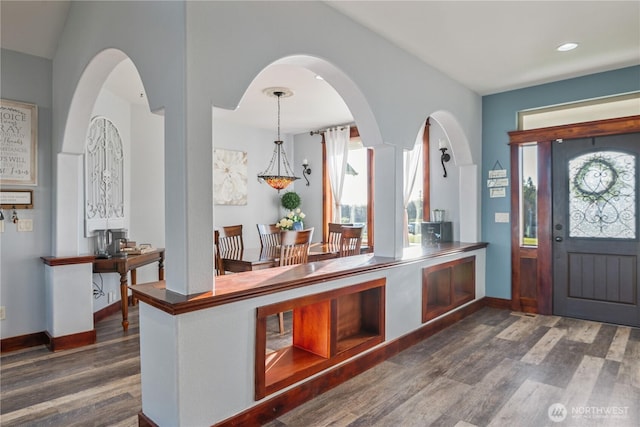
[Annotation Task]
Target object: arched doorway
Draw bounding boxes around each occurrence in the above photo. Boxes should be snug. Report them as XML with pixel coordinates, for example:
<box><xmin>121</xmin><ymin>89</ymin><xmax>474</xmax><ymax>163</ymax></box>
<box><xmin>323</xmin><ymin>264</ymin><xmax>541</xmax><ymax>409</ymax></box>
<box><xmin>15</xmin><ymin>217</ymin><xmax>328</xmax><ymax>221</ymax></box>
<box><xmin>56</xmin><ymin>48</ymin><xmax>164</xmax><ymax>311</ymax></box>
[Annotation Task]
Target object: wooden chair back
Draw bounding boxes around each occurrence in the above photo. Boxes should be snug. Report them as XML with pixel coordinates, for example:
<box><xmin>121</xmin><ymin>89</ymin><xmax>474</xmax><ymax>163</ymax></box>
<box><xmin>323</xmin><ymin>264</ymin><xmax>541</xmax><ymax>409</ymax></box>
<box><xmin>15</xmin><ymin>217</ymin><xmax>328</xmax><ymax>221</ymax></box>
<box><xmin>279</xmin><ymin>228</ymin><xmax>314</xmax><ymax>266</ymax></box>
<box><xmin>339</xmin><ymin>226</ymin><xmax>363</xmax><ymax>257</ymax></box>
<box><xmin>327</xmin><ymin>223</ymin><xmax>353</xmax><ymax>247</ymax></box>
<box><xmin>218</xmin><ymin>225</ymin><xmax>244</xmax><ymax>253</ymax></box>
<box><xmin>257</xmin><ymin>223</ymin><xmax>281</xmax><ymax>248</ymax></box>
<box><xmin>214</xmin><ymin>230</ymin><xmax>225</xmax><ymax>276</ymax></box>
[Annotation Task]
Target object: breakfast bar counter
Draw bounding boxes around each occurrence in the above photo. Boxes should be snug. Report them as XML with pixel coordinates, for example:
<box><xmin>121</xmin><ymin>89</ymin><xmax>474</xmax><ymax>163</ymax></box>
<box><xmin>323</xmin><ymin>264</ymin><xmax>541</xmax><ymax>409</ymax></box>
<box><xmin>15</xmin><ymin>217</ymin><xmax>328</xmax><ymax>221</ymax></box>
<box><xmin>134</xmin><ymin>241</ymin><xmax>488</xmax><ymax>426</ymax></box>
<box><xmin>132</xmin><ymin>242</ymin><xmax>487</xmax><ymax>315</ymax></box>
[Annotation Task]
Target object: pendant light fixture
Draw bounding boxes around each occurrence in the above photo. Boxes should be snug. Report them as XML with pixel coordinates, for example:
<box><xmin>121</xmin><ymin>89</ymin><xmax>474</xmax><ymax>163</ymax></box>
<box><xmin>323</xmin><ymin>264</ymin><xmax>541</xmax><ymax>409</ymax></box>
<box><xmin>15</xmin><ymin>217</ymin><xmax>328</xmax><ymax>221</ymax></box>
<box><xmin>257</xmin><ymin>87</ymin><xmax>299</xmax><ymax>191</ymax></box>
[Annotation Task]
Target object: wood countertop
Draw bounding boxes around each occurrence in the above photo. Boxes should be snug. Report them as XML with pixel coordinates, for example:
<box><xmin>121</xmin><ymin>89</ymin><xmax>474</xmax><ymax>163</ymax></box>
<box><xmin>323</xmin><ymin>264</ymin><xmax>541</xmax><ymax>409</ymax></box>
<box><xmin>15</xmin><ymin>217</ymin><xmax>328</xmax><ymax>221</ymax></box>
<box><xmin>132</xmin><ymin>242</ymin><xmax>488</xmax><ymax>316</ymax></box>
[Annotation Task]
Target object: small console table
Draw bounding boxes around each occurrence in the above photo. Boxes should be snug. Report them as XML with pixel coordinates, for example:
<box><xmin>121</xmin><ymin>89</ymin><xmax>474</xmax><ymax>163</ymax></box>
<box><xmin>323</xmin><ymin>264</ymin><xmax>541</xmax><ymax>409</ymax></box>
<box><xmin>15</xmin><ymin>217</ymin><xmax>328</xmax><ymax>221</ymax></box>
<box><xmin>93</xmin><ymin>249</ymin><xmax>165</xmax><ymax>331</ymax></box>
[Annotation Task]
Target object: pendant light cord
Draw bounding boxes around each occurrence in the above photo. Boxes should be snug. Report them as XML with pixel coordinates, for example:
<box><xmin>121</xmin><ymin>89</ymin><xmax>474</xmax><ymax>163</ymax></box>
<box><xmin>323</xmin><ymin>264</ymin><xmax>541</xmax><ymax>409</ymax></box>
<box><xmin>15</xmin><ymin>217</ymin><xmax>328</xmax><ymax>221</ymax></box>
<box><xmin>276</xmin><ymin>91</ymin><xmax>282</xmax><ymax>141</ymax></box>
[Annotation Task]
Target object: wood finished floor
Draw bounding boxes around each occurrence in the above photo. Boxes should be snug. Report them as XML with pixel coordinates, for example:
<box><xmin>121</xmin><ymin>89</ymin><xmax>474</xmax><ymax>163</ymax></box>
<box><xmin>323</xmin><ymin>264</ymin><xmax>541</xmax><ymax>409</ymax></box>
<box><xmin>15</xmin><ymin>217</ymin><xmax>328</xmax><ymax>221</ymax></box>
<box><xmin>1</xmin><ymin>307</ymin><xmax>639</xmax><ymax>426</ymax></box>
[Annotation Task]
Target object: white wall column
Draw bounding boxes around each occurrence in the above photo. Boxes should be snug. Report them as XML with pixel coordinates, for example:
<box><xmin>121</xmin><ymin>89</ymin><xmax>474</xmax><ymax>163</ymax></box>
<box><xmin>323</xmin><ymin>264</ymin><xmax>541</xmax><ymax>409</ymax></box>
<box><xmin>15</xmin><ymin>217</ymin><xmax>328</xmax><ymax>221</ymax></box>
<box><xmin>373</xmin><ymin>144</ymin><xmax>404</xmax><ymax>258</ymax></box>
<box><xmin>44</xmin><ymin>263</ymin><xmax>93</xmax><ymax>337</ymax></box>
<box><xmin>55</xmin><ymin>153</ymin><xmax>83</xmax><ymax>256</ymax></box>
<box><xmin>459</xmin><ymin>164</ymin><xmax>479</xmax><ymax>242</ymax></box>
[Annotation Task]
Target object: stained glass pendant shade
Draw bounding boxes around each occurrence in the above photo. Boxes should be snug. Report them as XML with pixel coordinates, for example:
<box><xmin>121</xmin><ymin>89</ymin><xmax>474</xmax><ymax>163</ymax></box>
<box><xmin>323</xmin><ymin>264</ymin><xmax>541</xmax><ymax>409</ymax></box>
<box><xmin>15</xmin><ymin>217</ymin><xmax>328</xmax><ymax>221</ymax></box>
<box><xmin>257</xmin><ymin>88</ymin><xmax>299</xmax><ymax>191</ymax></box>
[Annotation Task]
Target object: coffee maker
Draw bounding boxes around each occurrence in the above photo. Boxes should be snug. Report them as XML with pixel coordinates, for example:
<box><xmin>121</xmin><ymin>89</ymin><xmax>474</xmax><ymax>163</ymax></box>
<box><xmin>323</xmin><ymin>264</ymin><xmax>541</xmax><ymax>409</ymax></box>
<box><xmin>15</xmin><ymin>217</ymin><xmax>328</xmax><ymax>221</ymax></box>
<box><xmin>108</xmin><ymin>228</ymin><xmax>129</xmax><ymax>257</ymax></box>
<box><xmin>95</xmin><ymin>229</ymin><xmax>111</xmax><ymax>258</ymax></box>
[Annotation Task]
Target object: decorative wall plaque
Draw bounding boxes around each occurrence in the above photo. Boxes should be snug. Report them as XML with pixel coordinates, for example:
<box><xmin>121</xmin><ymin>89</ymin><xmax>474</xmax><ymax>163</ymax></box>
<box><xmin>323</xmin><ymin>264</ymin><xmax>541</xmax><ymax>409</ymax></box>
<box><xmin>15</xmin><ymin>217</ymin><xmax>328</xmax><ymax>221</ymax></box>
<box><xmin>0</xmin><ymin>99</ymin><xmax>38</xmax><ymax>185</ymax></box>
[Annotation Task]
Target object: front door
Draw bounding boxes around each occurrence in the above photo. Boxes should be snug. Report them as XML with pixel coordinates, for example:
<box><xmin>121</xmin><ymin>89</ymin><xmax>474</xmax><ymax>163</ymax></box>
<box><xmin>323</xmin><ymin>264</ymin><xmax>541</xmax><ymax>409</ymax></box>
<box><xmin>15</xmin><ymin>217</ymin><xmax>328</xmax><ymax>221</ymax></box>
<box><xmin>552</xmin><ymin>133</ymin><xmax>640</xmax><ymax>327</ymax></box>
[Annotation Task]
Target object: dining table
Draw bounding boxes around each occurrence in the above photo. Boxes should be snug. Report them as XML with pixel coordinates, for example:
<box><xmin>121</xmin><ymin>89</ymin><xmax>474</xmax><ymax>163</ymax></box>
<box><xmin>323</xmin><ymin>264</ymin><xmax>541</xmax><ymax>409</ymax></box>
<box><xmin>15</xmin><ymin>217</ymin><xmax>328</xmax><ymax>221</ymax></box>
<box><xmin>220</xmin><ymin>243</ymin><xmax>340</xmax><ymax>273</ymax></box>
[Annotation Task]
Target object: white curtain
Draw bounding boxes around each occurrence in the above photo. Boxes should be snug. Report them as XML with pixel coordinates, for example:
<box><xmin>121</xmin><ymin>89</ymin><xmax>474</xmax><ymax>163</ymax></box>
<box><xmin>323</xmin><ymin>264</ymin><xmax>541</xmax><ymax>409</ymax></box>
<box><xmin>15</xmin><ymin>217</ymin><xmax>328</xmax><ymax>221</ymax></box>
<box><xmin>403</xmin><ymin>140</ymin><xmax>423</xmax><ymax>247</ymax></box>
<box><xmin>325</xmin><ymin>126</ymin><xmax>350</xmax><ymax>222</ymax></box>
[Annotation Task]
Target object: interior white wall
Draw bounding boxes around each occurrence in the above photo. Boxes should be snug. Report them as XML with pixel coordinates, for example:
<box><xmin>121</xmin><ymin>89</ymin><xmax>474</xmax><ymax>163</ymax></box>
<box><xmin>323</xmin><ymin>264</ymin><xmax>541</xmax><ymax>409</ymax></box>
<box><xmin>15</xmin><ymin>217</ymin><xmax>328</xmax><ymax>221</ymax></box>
<box><xmin>292</xmin><ymin>132</ymin><xmax>323</xmax><ymax>240</ymax></box>
<box><xmin>212</xmin><ymin>119</ymin><xmax>286</xmax><ymax>248</ymax></box>
<box><xmin>429</xmin><ymin>123</ymin><xmax>460</xmax><ymax>240</ymax></box>
<box><xmin>0</xmin><ymin>49</ymin><xmax>52</xmax><ymax>339</ymax></box>
<box><xmin>130</xmin><ymin>104</ymin><xmax>165</xmax><ymax>284</ymax></box>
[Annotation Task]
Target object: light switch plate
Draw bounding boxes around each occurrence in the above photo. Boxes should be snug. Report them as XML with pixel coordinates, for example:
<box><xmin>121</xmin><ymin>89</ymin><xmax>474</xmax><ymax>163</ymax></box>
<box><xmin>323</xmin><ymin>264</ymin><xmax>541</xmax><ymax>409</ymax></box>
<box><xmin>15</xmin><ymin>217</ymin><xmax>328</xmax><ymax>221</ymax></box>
<box><xmin>17</xmin><ymin>219</ymin><xmax>33</xmax><ymax>232</ymax></box>
<box><xmin>0</xmin><ymin>220</ymin><xmax>4</xmax><ymax>233</ymax></box>
<box><xmin>495</xmin><ymin>212</ymin><xmax>510</xmax><ymax>223</ymax></box>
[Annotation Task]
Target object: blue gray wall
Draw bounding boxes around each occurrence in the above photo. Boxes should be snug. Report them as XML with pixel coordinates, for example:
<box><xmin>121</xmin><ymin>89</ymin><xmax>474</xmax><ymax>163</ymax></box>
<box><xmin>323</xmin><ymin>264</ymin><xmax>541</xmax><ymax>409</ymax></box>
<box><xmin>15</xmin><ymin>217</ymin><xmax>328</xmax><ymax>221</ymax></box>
<box><xmin>0</xmin><ymin>49</ymin><xmax>53</xmax><ymax>337</ymax></box>
<box><xmin>481</xmin><ymin>65</ymin><xmax>640</xmax><ymax>299</ymax></box>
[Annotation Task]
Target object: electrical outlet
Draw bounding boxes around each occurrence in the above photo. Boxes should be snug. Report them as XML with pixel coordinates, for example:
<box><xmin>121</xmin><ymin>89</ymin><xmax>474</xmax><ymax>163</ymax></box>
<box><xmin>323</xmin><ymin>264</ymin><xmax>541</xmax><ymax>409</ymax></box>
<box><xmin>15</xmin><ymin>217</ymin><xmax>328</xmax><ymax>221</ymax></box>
<box><xmin>108</xmin><ymin>292</ymin><xmax>116</xmax><ymax>303</ymax></box>
<box><xmin>17</xmin><ymin>219</ymin><xmax>33</xmax><ymax>232</ymax></box>
<box><xmin>0</xmin><ymin>306</ymin><xmax>5</xmax><ymax>320</ymax></box>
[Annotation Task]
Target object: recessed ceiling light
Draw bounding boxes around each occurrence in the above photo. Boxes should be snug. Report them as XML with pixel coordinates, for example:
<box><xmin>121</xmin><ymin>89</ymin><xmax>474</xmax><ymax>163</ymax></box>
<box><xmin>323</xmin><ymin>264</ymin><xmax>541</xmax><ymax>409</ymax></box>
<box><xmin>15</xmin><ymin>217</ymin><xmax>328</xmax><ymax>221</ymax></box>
<box><xmin>557</xmin><ymin>42</ymin><xmax>578</xmax><ymax>52</ymax></box>
<box><xmin>315</xmin><ymin>75</ymin><xmax>324</xmax><ymax>81</ymax></box>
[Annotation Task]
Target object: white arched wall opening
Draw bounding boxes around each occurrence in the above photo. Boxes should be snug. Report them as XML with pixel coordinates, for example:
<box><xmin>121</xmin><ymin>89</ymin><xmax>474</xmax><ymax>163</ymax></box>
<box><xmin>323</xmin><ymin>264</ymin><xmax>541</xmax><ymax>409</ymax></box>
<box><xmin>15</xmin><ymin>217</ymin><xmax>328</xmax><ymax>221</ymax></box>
<box><xmin>215</xmin><ymin>55</ymin><xmax>405</xmax><ymax>257</ymax></box>
<box><xmin>56</xmin><ymin>48</ymin><xmax>130</xmax><ymax>256</ymax></box>
<box><xmin>430</xmin><ymin>110</ymin><xmax>479</xmax><ymax>243</ymax></box>
<box><xmin>56</xmin><ymin>48</ymin><xmax>162</xmax><ymax>258</ymax></box>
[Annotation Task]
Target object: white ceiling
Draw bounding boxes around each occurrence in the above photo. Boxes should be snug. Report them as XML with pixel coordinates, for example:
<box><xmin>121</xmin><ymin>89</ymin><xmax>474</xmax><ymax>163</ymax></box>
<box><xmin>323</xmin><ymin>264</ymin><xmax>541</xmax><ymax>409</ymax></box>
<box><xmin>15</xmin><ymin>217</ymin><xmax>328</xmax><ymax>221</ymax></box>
<box><xmin>2</xmin><ymin>1</ymin><xmax>639</xmax><ymax>134</ymax></box>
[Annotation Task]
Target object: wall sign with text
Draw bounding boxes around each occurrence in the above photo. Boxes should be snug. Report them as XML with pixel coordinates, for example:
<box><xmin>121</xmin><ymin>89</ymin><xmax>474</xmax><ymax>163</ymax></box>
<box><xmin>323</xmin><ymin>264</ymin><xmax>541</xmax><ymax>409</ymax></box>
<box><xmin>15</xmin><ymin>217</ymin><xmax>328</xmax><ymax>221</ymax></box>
<box><xmin>0</xmin><ymin>99</ymin><xmax>38</xmax><ymax>185</ymax></box>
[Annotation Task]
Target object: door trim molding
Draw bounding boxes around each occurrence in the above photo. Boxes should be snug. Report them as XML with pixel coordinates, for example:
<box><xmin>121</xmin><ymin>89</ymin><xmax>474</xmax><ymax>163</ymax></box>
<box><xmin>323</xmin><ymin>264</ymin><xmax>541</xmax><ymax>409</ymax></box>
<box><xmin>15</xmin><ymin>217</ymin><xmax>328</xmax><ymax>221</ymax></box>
<box><xmin>508</xmin><ymin>115</ymin><xmax>640</xmax><ymax>145</ymax></box>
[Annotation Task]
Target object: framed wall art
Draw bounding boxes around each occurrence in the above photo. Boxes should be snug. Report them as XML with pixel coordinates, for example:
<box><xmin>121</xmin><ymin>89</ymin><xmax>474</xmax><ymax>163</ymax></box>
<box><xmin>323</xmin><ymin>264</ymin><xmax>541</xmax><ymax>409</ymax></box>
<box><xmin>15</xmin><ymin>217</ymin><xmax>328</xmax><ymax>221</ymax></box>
<box><xmin>0</xmin><ymin>99</ymin><xmax>38</xmax><ymax>185</ymax></box>
<box><xmin>0</xmin><ymin>189</ymin><xmax>33</xmax><ymax>209</ymax></box>
<box><xmin>214</xmin><ymin>148</ymin><xmax>248</xmax><ymax>205</ymax></box>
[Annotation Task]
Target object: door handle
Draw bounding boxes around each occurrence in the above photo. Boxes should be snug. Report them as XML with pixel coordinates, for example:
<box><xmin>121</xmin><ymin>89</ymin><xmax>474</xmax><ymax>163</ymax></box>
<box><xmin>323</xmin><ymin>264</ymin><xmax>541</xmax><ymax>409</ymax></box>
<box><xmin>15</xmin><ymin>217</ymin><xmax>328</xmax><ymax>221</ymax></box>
<box><xmin>554</xmin><ymin>236</ymin><xmax>563</xmax><ymax>242</ymax></box>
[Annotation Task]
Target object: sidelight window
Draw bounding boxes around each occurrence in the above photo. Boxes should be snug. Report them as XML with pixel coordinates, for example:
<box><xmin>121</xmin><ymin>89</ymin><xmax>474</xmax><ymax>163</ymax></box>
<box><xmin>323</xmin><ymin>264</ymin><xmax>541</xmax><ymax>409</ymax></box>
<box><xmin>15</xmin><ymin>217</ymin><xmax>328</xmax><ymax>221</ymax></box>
<box><xmin>520</xmin><ymin>144</ymin><xmax>538</xmax><ymax>246</ymax></box>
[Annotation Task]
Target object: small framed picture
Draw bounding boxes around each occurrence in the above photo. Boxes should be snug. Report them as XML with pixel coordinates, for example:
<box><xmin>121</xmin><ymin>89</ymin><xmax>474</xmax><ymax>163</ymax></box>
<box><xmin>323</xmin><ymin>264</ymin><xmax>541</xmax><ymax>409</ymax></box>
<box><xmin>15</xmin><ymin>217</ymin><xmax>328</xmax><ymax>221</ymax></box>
<box><xmin>0</xmin><ymin>189</ymin><xmax>33</xmax><ymax>209</ymax></box>
<box><xmin>0</xmin><ymin>99</ymin><xmax>38</xmax><ymax>185</ymax></box>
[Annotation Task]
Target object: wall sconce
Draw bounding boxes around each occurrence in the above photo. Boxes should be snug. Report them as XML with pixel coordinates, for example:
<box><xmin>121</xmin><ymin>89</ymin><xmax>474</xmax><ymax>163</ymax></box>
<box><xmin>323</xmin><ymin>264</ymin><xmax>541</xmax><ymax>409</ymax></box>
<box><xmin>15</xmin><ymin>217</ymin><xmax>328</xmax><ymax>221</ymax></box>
<box><xmin>302</xmin><ymin>158</ymin><xmax>311</xmax><ymax>186</ymax></box>
<box><xmin>439</xmin><ymin>139</ymin><xmax>451</xmax><ymax>178</ymax></box>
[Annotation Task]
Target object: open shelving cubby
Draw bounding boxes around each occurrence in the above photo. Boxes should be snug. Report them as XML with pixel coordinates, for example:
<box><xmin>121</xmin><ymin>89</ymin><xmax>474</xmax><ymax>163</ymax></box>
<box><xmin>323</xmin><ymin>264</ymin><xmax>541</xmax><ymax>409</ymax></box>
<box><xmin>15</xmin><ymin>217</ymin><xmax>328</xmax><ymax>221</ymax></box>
<box><xmin>422</xmin><ymin>256</ymin><xmax>475</xmax><ymax>322</ymax></box>
<box><xmin>255</xmin><ymin>278</ymin><xmax>385</xmax><ymax>400</ymax></box>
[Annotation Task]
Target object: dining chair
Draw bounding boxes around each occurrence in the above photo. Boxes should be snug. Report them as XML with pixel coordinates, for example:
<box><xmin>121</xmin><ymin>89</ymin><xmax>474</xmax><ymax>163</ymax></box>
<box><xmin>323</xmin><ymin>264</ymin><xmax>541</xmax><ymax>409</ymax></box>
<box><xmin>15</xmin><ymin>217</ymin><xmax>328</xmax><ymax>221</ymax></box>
<box><xmin>279</xmin><ymin>228</ymin><xmax>314</xmax><ymax>266</ymax></box>
<box><xmin>339</xmin><ymin>225</ymin><xmax>363</xmax><ymax>257</ymax></box>
<box><xmin>327</xmin><ymin>223</ymin><xmax>353</xmax><ymax>247</ymax></box>
<box><xmin>274</xmin><ymin>228</ymin><xmax>314</xmax><ymax>334</ymax></box>
<box><xmin>213</xmin><ymin>230</ymin><xmax>225</xmax><ymax>276</ymax></box>
<box><xmin>256</xmin><ymin>223</ymin><xmax>281</xmax><ymax>248</ymax></box>
<box><xmin>218</xmin><ymin>224</ymin><xmax>244</xmax><ymax>253</ymax></box>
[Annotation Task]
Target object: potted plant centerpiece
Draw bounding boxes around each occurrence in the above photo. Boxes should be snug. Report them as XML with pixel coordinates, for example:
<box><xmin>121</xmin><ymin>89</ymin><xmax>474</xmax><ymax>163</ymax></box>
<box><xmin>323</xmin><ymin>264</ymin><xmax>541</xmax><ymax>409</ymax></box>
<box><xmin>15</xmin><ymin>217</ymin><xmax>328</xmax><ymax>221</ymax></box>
<box><xmin>277</xmin><ymin>191</ymin><xmax>306</xmax><ymax>230</ymax></box>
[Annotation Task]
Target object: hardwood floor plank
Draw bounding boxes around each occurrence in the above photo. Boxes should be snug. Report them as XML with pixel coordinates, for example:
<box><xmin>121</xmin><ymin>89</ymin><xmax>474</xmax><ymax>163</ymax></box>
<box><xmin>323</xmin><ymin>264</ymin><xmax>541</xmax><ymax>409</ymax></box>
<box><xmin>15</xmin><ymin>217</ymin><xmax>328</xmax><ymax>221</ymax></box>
<box><xmin>617</xmin><ymin>340</ymin><xmax>640</xmax><ymax>389</ymax></box>
<box><xmin>605</xmin><ymin>326</ymin><xmax>631</xmax><ymax>362</ymax></box>
<box><xmin>1</xmin><ymin>374</ymin><xmax>141</xmax><ymax>425</ymax></box>
<box><xmin>561</xmin><ymin>355</ymin><xmax>605</xmax><ymax>410</ymax></box>
<box><xmin>376</xmin><ymin>376</ymin><xmax>471</xmax><ymax>426</ymax></box>
<box><xmin>445</xmin><ymin>358</ymin><xmax>533</xmax><ymax>426</ymax></box>
<box><xmin>587</xmin><ymin>359</ymin><xmax>621</xmax><ymax>407</ymax></box>
<box><xmin>487</xmin><ymin>379</ymin><xmax>562</xmax><ymax>427</ymax></box>
<box><xmin>495</xmin><ymin>316</ymin><xmax>538</xmax><ymax>341</ymax></box>
<box><xmin>556</xmin><ymin>317</ymin><xmax>602</xmax><ymax>343</ymax></box>
<box><xmin>1</xmin><ymin>357</ymin><xmax>140</xmax><ymax>412</ymax></box>
<box><xmin>528</xmin><ymin>338</ymin><xmax>588</xmax><ymax>389</ymax></box>
<box><xmin>521</xmin><ymin>328</ymin><xmax>565</xmax><ymax>364</ymax></box>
